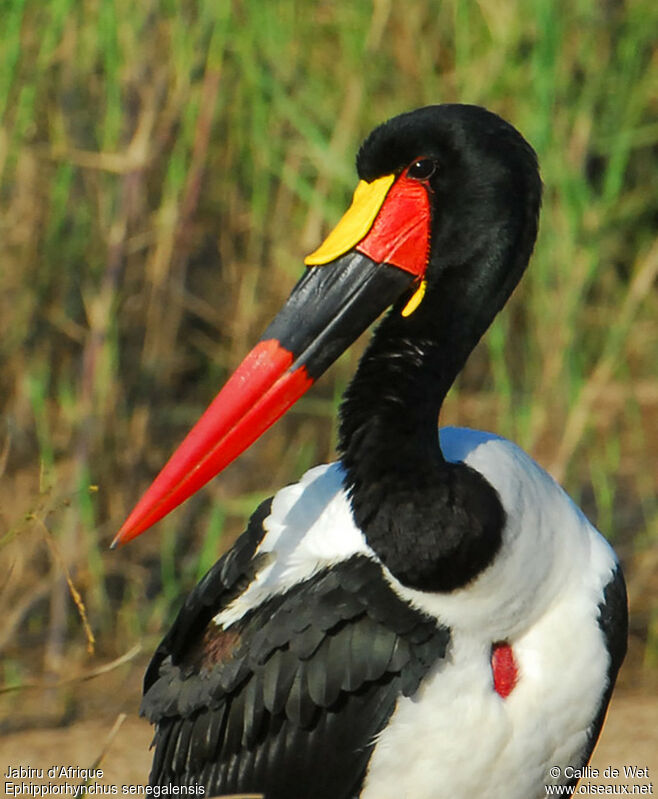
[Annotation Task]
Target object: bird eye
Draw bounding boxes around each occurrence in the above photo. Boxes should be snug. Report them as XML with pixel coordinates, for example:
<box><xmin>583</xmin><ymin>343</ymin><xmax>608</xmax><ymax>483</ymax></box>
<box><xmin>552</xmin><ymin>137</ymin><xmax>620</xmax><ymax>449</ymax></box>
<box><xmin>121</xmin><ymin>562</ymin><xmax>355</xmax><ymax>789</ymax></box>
<box><xmin>408</xmin><ymin>158</ymin><xmax>437</xmax><ymax>181</ymax></box>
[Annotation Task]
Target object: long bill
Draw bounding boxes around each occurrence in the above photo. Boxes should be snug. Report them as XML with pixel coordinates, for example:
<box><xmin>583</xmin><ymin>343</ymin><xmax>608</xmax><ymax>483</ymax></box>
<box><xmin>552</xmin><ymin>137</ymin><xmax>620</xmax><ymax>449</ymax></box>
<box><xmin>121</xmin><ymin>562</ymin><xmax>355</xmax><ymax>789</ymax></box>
<box><xmin>112</xmin><ymin>170</ymin><xmax>431</xmax><ymax>546</ymax></box>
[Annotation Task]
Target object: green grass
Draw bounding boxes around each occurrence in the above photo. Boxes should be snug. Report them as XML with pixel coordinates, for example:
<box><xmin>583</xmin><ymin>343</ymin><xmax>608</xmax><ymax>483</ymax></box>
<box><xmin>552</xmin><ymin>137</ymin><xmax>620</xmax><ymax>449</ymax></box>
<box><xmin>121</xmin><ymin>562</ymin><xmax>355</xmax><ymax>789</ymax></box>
<box><xmin>0</xmin><ymin>0</ymin><xmax>656</xmax><ymax>713</ymax></box>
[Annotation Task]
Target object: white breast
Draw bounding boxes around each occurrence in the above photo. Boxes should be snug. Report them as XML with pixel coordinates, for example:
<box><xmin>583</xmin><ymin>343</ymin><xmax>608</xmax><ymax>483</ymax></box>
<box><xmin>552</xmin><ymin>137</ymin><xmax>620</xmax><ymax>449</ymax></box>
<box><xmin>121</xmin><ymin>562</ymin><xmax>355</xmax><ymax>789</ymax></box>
<box><xmin>362</xmin><ymin>427</ymin><xmax>619</xmax><ymax>799</ymax></box>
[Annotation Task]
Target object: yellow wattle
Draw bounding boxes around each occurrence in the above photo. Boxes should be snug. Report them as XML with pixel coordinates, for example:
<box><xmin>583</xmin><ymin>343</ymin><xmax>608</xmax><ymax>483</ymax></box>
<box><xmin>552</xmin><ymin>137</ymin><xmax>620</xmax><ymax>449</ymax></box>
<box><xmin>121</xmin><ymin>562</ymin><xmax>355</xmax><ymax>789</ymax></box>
<box><xmin>401</xmin><ymin>279</ymin><xmax>427</xmax><ymax>317</ymax></box>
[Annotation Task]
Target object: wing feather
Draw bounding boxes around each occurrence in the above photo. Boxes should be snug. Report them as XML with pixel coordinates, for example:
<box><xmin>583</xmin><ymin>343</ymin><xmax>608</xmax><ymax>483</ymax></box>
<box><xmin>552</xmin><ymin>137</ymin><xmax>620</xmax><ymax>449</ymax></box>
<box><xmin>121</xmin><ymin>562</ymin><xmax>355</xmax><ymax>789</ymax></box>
<box><xmin>143</xmin><ymin>508</ymin><xmax>449</xmax><ymax>798</ymax></box>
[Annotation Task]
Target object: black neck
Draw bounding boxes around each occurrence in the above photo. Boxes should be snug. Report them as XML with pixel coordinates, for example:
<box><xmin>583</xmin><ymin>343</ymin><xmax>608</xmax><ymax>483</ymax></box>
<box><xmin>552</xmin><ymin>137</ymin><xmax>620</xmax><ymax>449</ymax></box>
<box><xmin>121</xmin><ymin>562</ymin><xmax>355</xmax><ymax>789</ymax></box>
<box><xmin>338</xmin><ymin>283</ymin><xmax>506</xmax><ymax>593</ymax></box>
<box><xmin>333</xmin><ymin>104</ymin><xmax>543</xmax><ymax>592</ymax></box>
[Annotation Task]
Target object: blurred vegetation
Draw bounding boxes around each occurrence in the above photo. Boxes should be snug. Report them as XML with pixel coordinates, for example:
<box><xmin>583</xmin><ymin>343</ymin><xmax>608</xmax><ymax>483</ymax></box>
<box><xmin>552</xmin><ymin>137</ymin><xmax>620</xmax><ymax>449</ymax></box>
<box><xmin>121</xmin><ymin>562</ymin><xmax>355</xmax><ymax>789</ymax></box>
<box><xmin>1</xmin><ymin>0</ymin><xmax>657</xmax><ymax>730</ymax></box>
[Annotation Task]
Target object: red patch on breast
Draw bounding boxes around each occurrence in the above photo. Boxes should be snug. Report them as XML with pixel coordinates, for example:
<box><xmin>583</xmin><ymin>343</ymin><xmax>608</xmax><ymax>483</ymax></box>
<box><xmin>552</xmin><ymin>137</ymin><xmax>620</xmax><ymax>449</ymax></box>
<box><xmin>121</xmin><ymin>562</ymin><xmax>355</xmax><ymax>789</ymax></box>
<box><xmin>491</xmin><ymin>641</ymin><xmax>518</xmax><ymax>698</ymax></box>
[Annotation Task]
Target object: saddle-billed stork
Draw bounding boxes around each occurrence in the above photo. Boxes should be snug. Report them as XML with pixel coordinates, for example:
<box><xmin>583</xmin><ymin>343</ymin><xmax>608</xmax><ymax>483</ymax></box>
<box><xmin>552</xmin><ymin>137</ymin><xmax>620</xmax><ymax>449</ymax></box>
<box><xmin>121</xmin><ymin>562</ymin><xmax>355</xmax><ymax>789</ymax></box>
<box><xmin>113</xmin><ymin>104</ymin><xmax>627</xmax><ymax>798</ymax></box>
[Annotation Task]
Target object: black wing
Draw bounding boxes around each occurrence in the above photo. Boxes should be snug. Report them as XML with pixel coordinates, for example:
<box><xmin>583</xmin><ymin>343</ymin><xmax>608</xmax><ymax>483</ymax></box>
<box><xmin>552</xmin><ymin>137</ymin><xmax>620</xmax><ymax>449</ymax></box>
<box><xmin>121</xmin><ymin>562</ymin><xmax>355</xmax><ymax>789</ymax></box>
<box><xmin>143</xmin><ymin>498</ymin><xmax>272</xmax><ymax>695</ymax></box>
<box><xmin>577</xmin><ymin>563</ymin><xmax>628</xmax><ymax>768</ymax></box>
<box><xmin>561</xmin><ymin>563</ymin><xmax>627</xmax><ymax>794</ymax></box>
<box><xmin>142</xmin><ymin>503</ymin><xmax>450</xmax><ymax>799</ymax></box>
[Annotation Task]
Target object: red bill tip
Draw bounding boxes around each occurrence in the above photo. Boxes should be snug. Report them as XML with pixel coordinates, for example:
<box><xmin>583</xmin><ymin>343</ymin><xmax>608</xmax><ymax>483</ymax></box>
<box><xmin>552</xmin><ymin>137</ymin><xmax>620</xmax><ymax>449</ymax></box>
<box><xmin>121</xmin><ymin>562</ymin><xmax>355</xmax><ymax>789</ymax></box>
<box><xmin>112</xmin><ymin>339</ymin><xmax>312</xmax><ymax>547</ymax></box>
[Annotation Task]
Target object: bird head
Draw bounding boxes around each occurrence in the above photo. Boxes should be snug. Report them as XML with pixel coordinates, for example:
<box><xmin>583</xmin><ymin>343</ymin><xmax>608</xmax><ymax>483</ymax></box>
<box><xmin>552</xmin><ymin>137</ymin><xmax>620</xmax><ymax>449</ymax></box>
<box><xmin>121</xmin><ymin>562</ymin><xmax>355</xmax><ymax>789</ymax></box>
<box><xmin>113</xmin><ymin>104</ymin><xmax>541</xmax><ymax>546</ymax></box>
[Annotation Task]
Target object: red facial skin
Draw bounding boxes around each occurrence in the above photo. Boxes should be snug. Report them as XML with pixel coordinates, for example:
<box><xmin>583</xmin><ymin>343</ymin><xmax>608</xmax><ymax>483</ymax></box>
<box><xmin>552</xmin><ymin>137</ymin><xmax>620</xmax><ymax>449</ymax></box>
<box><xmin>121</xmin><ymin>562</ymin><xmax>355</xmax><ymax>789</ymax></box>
<box><xmin>357</xmin><ymin>172</ymin><xmax>431</xmax><ymax>278</ymax></box>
